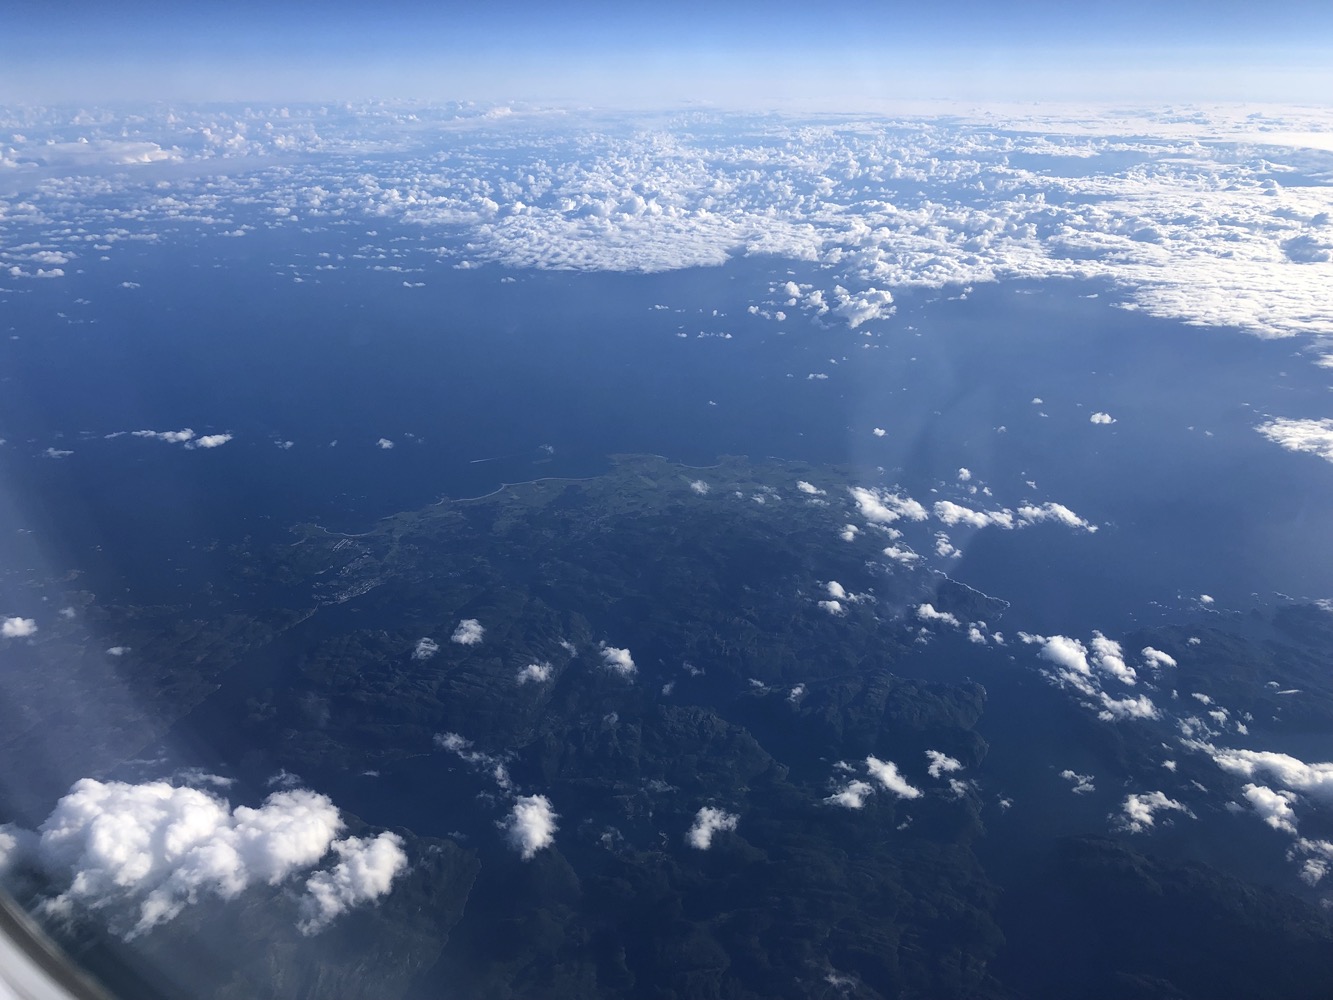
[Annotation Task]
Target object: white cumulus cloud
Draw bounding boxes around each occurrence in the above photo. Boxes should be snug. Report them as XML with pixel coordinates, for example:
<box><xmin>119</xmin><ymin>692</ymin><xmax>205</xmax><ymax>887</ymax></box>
<box><xmin>451</xmin><ymin>619</ymin><xmax>485</xmax><ymax>645</ymax></box>
<box><xmin>685</xmin><ymin>806</ymin><xmax>739</xmax><ymax>849</ymax></box>
<box><xmin>502</xmin><ymin>795</ymin><xmax>558</xmax><ymax>860</ymax></box>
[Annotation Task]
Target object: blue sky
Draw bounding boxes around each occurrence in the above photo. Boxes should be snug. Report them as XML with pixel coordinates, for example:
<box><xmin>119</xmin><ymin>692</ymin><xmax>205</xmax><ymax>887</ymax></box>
<box><xmin>4</xmin><ymin>0</ymin><xmax>1332</xmax><ymax>106</ymax></box>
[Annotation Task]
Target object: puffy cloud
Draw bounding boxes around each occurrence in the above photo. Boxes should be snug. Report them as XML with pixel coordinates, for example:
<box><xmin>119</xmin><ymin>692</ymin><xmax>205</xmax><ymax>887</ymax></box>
<box><xmin>451</xmin><ymin>619</ymin><xmax>485</xmax><ymax>645</ymax></box>
<box><xmin>685</xmin><ymin>806</ymin><xmax>739</xmax><ymax>849</ymax></box>
<box><xmin>599</xmin><ymin>643</ymin><xmax>636</xmax><ymax>677</ymax></box>
<box><xmin>1089</xmin><ymin>632</ymin><xmax>1136</xmax><ymax>685</ymax></box>
<box><xmin>1115</xmin><ymin>791</ymin><xmax>1194</xmax><ymax>833</ymax></box>
<box><xmin>1141</xmin><ymin>646</ymin><xmax>1177</xmax><ymax>669</ymax></box>
<box><xmin>1206</xmin><ymin>747</ymin><xmax>1333</xmax><ymax>803</ymax></box>
<box><xmin>882</xmin><ymin>545</ymin><xmax>921</xmax><ymax>566</ymax></box>
<box><xmin>297</xmin><ymin>832</ymin><xmax>407</xmax><ymax>935</ymax></box>
<box><xmin>376</xmin><ymin>438</ymin><xmax>395</xmax><ymax>450</ymax></box>
<box><xmin>849</xmin><ymin>486</ymin><xmax>927</xmax><ymax>524</ymax></box>
<box><xmin>1241</xmin><ymin>784</ymin><xmax>1299</xmax><ymax>835</ymax></box>
<box><xmin>411</xmin><ymin>637</ymin><xmax>439</xmax><ymax>660</ymax></box>
<box><xmin>825</xmin><ymin>581</ymin><xmax>847</xmax><ymax>600</ymax></box>
<box><xmin>864</xmin><ymin>757</ymin><xmax>922</xmax><ymax>800</ymax></box>
<box><xmin>1089</xmin><ymin>412</ymin><xmax>1116</xmax><ymax>425</ymax></box>
<box><xmin>796</xmin><ymin>480</ymin><xmax>825</xmax><ymax>495</ymax></box>
<box><xmin>690</xmin><ymin>479</ymin><xmax>710</xmax><ymax>495</ymax></box>
<box><xmin>1060</xmin><ymin>770</ymin><xmax>1095</xmax><ymax>794</ymax></box>
<box><xmin>132</xmin><ymin>428</ymin><xmax>196</xmax><ymax>444</ymax></box>
<box><xmin>186</xmin><ymin>434</ymin><xmax>232</xmax><ymax>449</ymax></box>
<box><xmin>516</xmin><ymin>661</ymin><xmax>553</xmax><ymax>684</ymax></box>
<box><xmin>501</xmin><ymin>795</ymin><xmax>558</xmax><ymax>860</ymax></box>
<box><xmin>1015</xmin><ymin>502</ymin><xmax>1097</xmax><ymax>533</ymax></box>
<box><xmin>1097</xmin><ymin>693</ymin><xmax>1160</xmax><ymax>721</ymax></box>
<box><xmin>933</xmin><ymin>501</ymin><xmax>1014</xmax><ymax>530</ymax></box>
<box><xmin>831</xmin><ymin>285</ymin><xmax>894</xmax><ymax>328</ymax></box>
<box><xmin>956</xmin><ymin>468</ymin><xmax>972</xmax><ymax>482</ymax></box>
<box><xmin>825</xmin><ymin>780</ymin><xmax>874</xmax><ymax>809</ymax></box>
<box><xmin>12</xmin><ymin>779</ymin><xmax>403</xmax><ymax>937</ymax></box>
<box><xmin>872</xmin><ymin>428</ymin><xmax>886</xmax><ymax>438</ymax></box>
<box><xmin>916</xmin><ymin>604</ymin><xmax>960</xmax><ymax>627</ymax></box>
<box><xmin>925</xmin><ymin>751</ymin><xmax>962</xmax><ymax>779</ymax></box>
<box><xmin>839</xmin><ymin>524</ymin><xmax>860</xmax><ymax>542</ymax></box>
<box><xmin>2</xmin><ymin>617</ymin><xmax>37</xmax><ymax>638</ymax></box>
<box><xmin>1256</xmin><ymin>418</ymin><xmax>1333</xmax><ymax>463</ymax></box>
<box><xmin>817</xmin><ymin>599</ymin><xmax>845</xmax><ymax>616</ymax></box>
<box><xmin>1027</xmin><ymin>634</ymin><xmax>1092</xmax><ymax>687</ymax></box>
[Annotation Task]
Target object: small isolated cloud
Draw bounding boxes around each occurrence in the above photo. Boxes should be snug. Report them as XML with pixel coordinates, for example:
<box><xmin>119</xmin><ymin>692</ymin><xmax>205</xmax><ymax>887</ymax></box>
<box><xmin>298</xmin><ymin>832</ymin><xmax>407</xmax><ymax>935</ymax></box>
<box><xmin>105</xmin><ymin>646</ymin><xmax>129</xmax><ymax>657</ymax></box>
<box><xmin>502</xmin><ymin>795</ymin><xmax>558</xmax><ymax>860</ymax></box>
<box><xmin>1242</xmin><ymin>784</ymin><xmax>1299</xmax><ymax>835</ymax></box>
<box><xmin>826</xmin><ymin>581</ymin><xmax>847</xmax><ymax>600</ymax></box>
<box><xmin>685</xmin><ymin>806</ymin><xmax>739</xmax><ymax>849</ymax></box>
<box><xmin>916</xmin><ymin>604</ymin><xmax>960</xmax><ymax>628</ymax></box>
<box><xmin>132</xmin><ymin>428</ymin><xmax>196</xmax><ymax>444</ymax></box>
<box><xmin>1015</xmin><ymin>502</ymin><xmax>1097</xmax><ymax>533</ymax></box>
<box><xmin>1060</xmin><ymin>770</ymin><xmax>1095</xmax><ymax>794</ymax></box>
<box><xmin>850</xmin><ymin>486</ymin><xmax>927</xmax><ymax>524</ymax></box>
<box><xmin>832</xmin><ymin>285</ymin><xmax>894</xmax><ymax>328</ymax></box>
<box><xmin>451</xmin><ymin>619</ymin><xmax>484</xmax><ymax>646</ymax></box>
<box><xmin>925</xmin><ymin>751</ymin><xmax>962</xmax><ymax>779</ymax></box>
<box><xmin>957</xmin><ymin>468</ymin><xmax>972</xmax><ymax>482</ymax></box>
<box><xmin>825</xmin><ymin>780</ymin><xmax>874</xmax><ymax>809</ymax></box>
<box><xmin>412</xmin><ymin>637</ymin><xmax>439</xmax><ymax>660</ymax></box>
<box><xmin>1097</xmin><ymin>693</ymin><xmax>1160</xmax><ymax>722</ymax></box>
<box><xmin>1115</xmin><ymin>791</ymin><xmax>1194</xmax><ymax>833</ymax></box>
<box><xmin>690</xmin><ymin>479</ymin><xmax>710</xmax><ymax>495</ymax></box>
<box><xmin>376</xmin><ymin>438</ymin><xmax>395</xmax><ymax>450</ymax></box>
<box><xmin>516</xmin><ymin>662</ymin><xmax>552</xmax><ymax>684</ymax></box>
<box><xmin>186</xmin><ymin>434</ymin><xmax>232</xmax><ymax>449</ymax></box>
<box><xmin>872</xmin><ymin>428</ymin><xmax>886</xmax><ymax>437</ymax></box>
<box><xmin>796</xmin><ymin>480</ymin><xmax>825</xmax><ymax>496</ymax></box>
<box><xmin>1142</xmin><ymin>646</ymin><xmax>1177</xmax><ymax>670</ymax></box>
<box><xmin>933</xmin><ymin>501</ymin><xmax>1014</xmax><ymax>530</ymax></box>
<box><xmin>865</xmin><ymin>757</ymin><xmax>922</xmax><ymax>800</ymax></box>
<box><xmin>818</xmin><ymin>600</ymin><xmax>845</xmax><ymax>616</ymax></box>
<box><xmin>1089</xmin><ymin>632</ymin><xmax>1136</xmax><ymax>685</ymax></box>
<box><xmin>1089</xmin><ymin>412</ymin><xmax>1116</xmax><ymax>425</ymax></box>
<box><xmin>839</xmin><ymin>524</ymin><xmax>859</xmax><ymax>542</ymax></box>
<box><xmin>1256</xmin><ymin>418</ymin><xmax>1333</xmax><ymax>463</ymax></box>
<box><xmin>2</xmin><ymin>617</ymin><xmax>37</xmax><ymax>638</ymax></box>
<box><xmin>599</xmin><ymin>643</ymin><xmax>636</xmax><ymax>677</ymax></box>
<box><xmin>882</xmin><ymin>544</ymin><xmax>920</xmax><ymax>566</ymax></box>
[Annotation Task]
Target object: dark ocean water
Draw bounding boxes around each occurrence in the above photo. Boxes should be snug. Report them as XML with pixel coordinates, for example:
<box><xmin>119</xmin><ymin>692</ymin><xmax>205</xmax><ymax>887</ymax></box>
<box><xmin>3</xmin><ymin>224</ymin><xmax>1331</xmax><ymax>629</ymax></box>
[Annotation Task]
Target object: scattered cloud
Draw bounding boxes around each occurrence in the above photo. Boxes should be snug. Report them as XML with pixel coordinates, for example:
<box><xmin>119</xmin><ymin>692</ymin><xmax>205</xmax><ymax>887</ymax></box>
<box><xmin>825</xmin><ymin>780</ymin><xmax>875</xmax><ymax>809</ymax></box>
<box><xmin>2</xmin><ymin>617</ymin><xmax>37</xmax><ymax>638</ymax></box>
<box><xmin>1089</xmin><ymin>412</ymin><xmax>1116</xmax><ymax>425</ymax></box>
<box><xmin>501</xmin><ymin>795</ymin><xmax>558</xmax><ymax>860</ymax></box>
<box><xmin>1256</xmin><ymin>418</ymin><xmax>1333</xmax><ymax>463</ymax></box>
<box><xmin>685</xmin><ymin>806</ymin><xmax>739</xmax><ymax>849</ymax></box>
<box><xmin>186</xmin><ymin>434</ymin><xmax>232</xmax><ymax>449</ymax></box>
<box><xmin>411</xmin><ymin>637</ymin><xmax>439</xmax><ymax>660</ymax></box>
<box><xmin>1060</xmin><ymin>770</ymin><xmax>1095</xmax><ymax>794</ymax></box>
<box><xmin>864</xmin><ymin>757</ymin><xmax>922</xmax><ymax>800</ymax></box>
<box><xmin>599</xmin><ymin>643</ymin><xmax>636</xmax><ymax>677</ymax></box>
<box><xmin>1115</xmin><ymin>791</ymin><xmax>1194</xmax><ymax>833</ymax></box>
<box><xmin>925</xmin><ymin>751</ymin><xmax>962</xmax><ymax>779</ymax></box>
<box><xmin>516</xmin><ymin>662</ymin><xmax>552</xmax><ymax>684</ymax></box>
<box><xmin>451</xmin><ymin>619</ymin><xmax>485</xmax><ymax>645</ymax></box>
